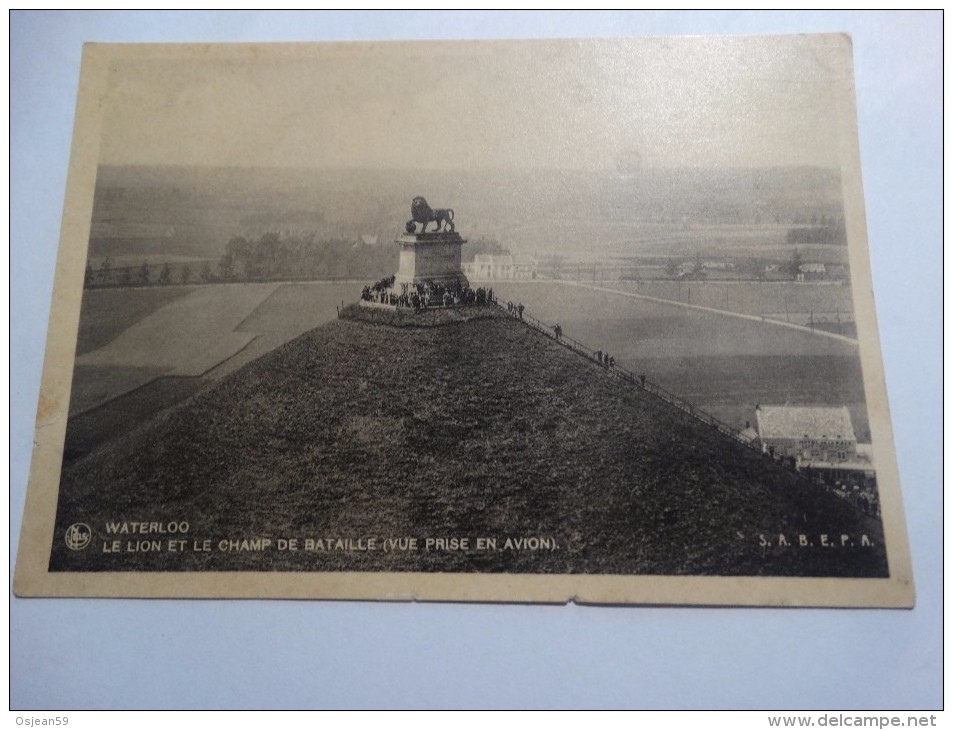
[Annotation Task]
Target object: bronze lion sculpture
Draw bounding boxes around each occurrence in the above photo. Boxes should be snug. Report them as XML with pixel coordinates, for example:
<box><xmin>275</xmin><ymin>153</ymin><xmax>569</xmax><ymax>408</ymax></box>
<box><xmin>407</xmin><ymin>196</ymin><xmax>455</xmax><ymax>233</ymax></box>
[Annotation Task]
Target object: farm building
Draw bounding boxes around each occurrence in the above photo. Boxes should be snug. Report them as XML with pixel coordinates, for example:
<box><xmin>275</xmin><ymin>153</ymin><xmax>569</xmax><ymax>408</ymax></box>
<box><xmin>464</xmin><ymin>254</ymin><xmax>512</xmax><ymax>280</ymax></box>
<box><xmin>677</xmin><ymin>262</ymin><xmax>696</xmax><ymax>277</ymax></box>
<box><xmin>463</xmin><ymin>253</ymin><xmax>537</xmax><ymax>280</ymax></box>
<box><xmin>755</xmin><ymin>404</ymin><xmax>856</xmax><ymax>463</ymax></box>
<box><xmin>512</xmin><ymin>254</ymin><xmax>538</xmax><ymax>279</ymax></box>
<box><xmin>754</xmin><ymin>404</ymin><xmax>875</xmax><ymax>484</ymax></box>
<box><xmin>797</xmin><ymin>262</ymin><xmax>827</xmax><ymax>281</ymax></box>
<box><xmin>702</xmin><ymin>260</ymin><xmax>735</xmax><ymax>271</ymax></box>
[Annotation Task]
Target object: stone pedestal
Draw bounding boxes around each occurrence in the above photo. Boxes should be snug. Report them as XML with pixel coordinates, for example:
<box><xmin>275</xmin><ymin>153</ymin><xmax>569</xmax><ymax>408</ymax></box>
<box><xmin>393</xmin><ymin>232</ymin><xmax>469</xmax><ymax>288</ymax></box>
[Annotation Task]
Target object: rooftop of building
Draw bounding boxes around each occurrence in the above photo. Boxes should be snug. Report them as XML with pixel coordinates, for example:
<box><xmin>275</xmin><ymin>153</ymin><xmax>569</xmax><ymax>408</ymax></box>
<box><xmin>755</xmin><ymin>405</ymin><xmax>856</xmax><ymax>442</ymax></box>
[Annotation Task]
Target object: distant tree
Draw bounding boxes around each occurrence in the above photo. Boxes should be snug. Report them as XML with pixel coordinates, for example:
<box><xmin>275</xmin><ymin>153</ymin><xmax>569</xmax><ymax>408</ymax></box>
<box><xmin>84</xmin><ymin>261</ymin><xmax>94</xmax><ymax>288</ymax></box>
<box><xmin>665</xmin><ymin>259</ymin><xmax>680</xmax><ymax>279</ymax></box>
<box><xmin>158</xmin><ymin>262</ymin><xmax>172</xmax><ymax>285</ymax></box>
<box><xmin>139</xmin><ymin>261</ymin><xmax>150</xmax><ymax>284</ymax></box>
<box><xmin>740</xmin><ymin>258</ymin><xmax>765</xmax><ymax>281</ymax></box>
<box><xmin>254</xmin><ymin>233</ymin><xmax>281</xmax><ymax>277</ymax></box>
<box><xmin>463</xmin><ymin>237</ymin><xmax>507</xmax><ymax>262</ymax></box>
<box><xmin>787</xmin><ymin>248</ymin><xmax>803</xmax><ymax>279</ymax></box>
<box><xmin>200</xmin><ymin>261</ymin><xmax>213</xmax><ymax>283</ymax></box>
<box><xmin>257</xmin><ymin>232</ymin><xmax>280</xmax><ymax>255</ymax></box>
<box><xmin>121</xmin><ymin>267</ymin><xmax>132</xmax><ymax>285</ymax></box>
<box><xmin>226</xmin><ymin>236</ymin><xmax>252</xmax><ymax>276</ymax></box>
<box><xmin>181</xmin><ymin>263</ymin><xmax>191</xmax><ymax>284</ymax></box>
<box><xmin>693</xmin><ymin>250</ymin><xmax>704</xmax><ymax>277</ymax></box>
<box><xmin>218</xmin><ymin>254</ymin><xmax>234</xmax><ymax>280</ymax></box>
<box><xmin>226</xmin><ymin>236</ymin><xmax>250</xmax><ymax>255</ymax></box>
<box><xmin>99</xmin><ymin>257</ymin><xmax>112</xmax><ymax>285</ymax></box>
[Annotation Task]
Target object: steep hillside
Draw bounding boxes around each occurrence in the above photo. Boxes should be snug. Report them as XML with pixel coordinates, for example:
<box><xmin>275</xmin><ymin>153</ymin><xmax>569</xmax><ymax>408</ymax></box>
<box><xmin>50</xmin><ymin>311</ymin><xmax>887</xmax><ymax>577</ymax></box>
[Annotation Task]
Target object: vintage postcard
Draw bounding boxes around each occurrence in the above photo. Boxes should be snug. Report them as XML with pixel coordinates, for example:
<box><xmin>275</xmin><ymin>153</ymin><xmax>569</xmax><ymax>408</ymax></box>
<box><xmin>14</xmin><ymin>37</ymin><xmax>914</xmax><ymax>605</ymax></box>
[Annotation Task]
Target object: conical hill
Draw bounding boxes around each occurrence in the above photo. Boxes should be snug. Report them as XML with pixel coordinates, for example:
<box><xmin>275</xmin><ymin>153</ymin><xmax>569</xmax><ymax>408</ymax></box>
<box><xmin>50</xmin><ymin>306</ymin><xmax>888</xmax><ymax>577</ymax></box>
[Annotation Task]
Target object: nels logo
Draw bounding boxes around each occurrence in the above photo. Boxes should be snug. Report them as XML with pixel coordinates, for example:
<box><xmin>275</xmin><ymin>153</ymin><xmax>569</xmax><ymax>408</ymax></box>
<box><xmin>65</xmin><ymin>523</ymin><xmax>92</xmax><ymax>551</ymax></box>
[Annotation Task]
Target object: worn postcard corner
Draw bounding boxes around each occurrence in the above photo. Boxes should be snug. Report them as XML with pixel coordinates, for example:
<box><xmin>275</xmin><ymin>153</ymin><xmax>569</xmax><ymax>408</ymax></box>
<box><xmin>15</xmin><ymin>36</ymin><xmax>914</xmax><ymax>606</ymax></box>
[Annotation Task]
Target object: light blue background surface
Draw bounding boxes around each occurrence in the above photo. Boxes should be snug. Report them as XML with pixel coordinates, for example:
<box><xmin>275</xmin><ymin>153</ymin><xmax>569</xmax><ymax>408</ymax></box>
<box><xmin>10</xmin><ymin>11</ymin><xmax>942</xmax><ymax>709</ymax></box>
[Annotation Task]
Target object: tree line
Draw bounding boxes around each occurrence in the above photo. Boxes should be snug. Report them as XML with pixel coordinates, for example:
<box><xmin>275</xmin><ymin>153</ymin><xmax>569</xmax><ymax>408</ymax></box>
<box><xmin>218</xmin><ymin>233</ymin><xmax>397</xmax><ymax>281</ymax></box>
<box><xmin>83</xmin><ymin>233</ymin><xmax>406</xmax><ymax>288</ymax></box>
<box><xmin>84</xmin><ymin>258</ymin><xmax>215</xmax><ymax>288</ymax></box>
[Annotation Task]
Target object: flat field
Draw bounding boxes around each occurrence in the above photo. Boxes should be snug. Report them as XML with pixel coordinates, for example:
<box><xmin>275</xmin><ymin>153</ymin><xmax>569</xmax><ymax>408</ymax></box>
<box><xmin>76</xmin><ymin>283</ymin><xmax>278</xmax><ymax>373</ymax></box>
<box><xmin>492</xmin><ymin>281</ymin><xmax>869</xmax><ymax>439</ymax></box>
<box><xmin>604</xmin><ymin>279</ymin><xmax>857</xmax><ymax>336</ymax></box>
<box><xmin>75</xmin><ymin>286</ymin><xmax>193</xmax><ymax>356</ymax></box>
<box><xmin>606</xmin><ymin>280</ymin><xmax>855</xmax><ymax>320</ymax></box>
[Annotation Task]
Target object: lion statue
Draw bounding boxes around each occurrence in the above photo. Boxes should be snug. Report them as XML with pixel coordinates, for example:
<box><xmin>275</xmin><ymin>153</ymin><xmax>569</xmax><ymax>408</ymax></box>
<box><xmin>407</xmin><ymin>196</ymin><xmax>455</xmax><ymax>233</ymax></box>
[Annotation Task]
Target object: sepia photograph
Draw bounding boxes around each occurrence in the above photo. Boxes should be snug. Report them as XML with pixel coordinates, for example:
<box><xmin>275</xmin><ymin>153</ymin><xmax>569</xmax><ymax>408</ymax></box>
<box><xmin>15</xmin><ymin>35</ymin><xmax>914</xmax><ymax>605</ymax></box>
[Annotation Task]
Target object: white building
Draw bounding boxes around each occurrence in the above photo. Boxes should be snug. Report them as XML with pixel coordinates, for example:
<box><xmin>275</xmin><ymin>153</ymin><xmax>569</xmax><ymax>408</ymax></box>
<box><xmin>512</xmin><ymin>254</ymin><xmax>538</xmax><ymax>279</ymax></box>
<box><xmin>754</xmin><ymin>405</ymin><xmax>874</xmax><ymax>481</ymax></box>
<box><xmin>797</xmin><ymin>262</ymin><xmax>827</xmax><ymax>281</ymax></box>
<box><xmin>463</xmin><ymin>253</ymin><xmax>537</xmax><ymax>281</ymax></box>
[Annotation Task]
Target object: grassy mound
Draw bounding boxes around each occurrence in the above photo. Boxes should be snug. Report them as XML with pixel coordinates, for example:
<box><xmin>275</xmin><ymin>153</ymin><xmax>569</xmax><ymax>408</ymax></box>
<box><xmin>339</xmin><ymin>302</ymin><xmax>506</xmax><ymax>327</ymax></box>
<box><xmin>51</xmin><ymin>315</ymin><xmax>887</xmax><ymax>577</ymax></box>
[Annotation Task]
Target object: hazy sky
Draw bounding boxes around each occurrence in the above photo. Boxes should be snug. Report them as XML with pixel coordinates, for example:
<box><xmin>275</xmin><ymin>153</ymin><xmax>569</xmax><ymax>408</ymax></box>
<box><xmin>96</xmin><ymin>35</ymin><xmax>854</xmax><ymax>171</ymax></box>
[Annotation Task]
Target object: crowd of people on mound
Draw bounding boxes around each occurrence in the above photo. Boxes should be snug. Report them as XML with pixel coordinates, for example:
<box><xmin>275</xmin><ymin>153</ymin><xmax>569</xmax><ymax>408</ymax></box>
<box><xmin>361</xmin><ymin>277</ymin><xmax>495</xmax><ymax>310</ymax></box>
<box><xmin>799</xmin><ymin>469</ymin><xmax>881</xmax><ymax>517</ymax></box>
<box><xmin>504</xmin><ymin>301</ymin><xmax>525</xmax><ymax>320</ymax></box>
